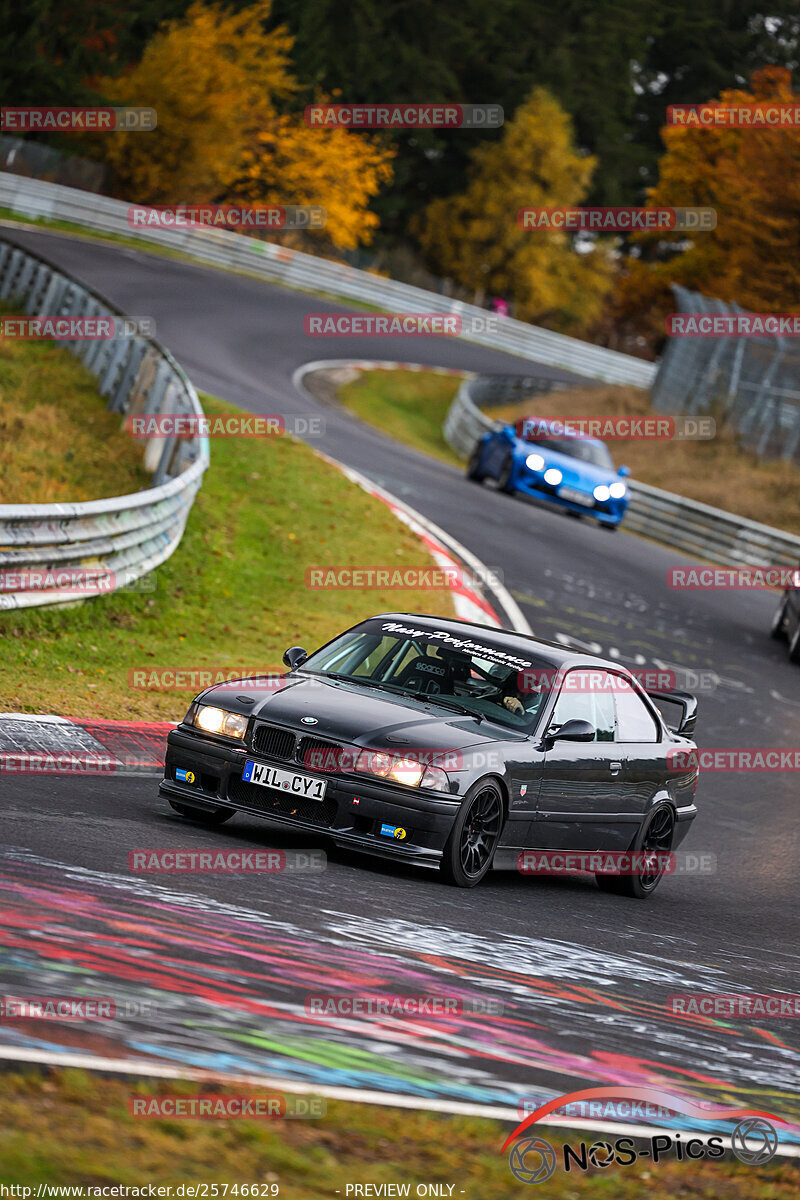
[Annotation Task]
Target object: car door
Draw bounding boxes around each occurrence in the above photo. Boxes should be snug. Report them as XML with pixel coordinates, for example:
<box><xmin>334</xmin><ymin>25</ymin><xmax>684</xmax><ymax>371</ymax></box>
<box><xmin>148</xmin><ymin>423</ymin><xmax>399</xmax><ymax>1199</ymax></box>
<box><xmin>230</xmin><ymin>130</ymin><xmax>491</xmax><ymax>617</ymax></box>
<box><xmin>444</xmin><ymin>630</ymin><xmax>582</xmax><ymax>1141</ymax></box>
<box><xmin>613</xmin><ymin>674</ymin><xmax>669</xmax><ymax>828</ymax></box>
<box><xmin>528</xmin><ymin>668</ymin><xmax>627</xmax><ymax>851</ymax></box>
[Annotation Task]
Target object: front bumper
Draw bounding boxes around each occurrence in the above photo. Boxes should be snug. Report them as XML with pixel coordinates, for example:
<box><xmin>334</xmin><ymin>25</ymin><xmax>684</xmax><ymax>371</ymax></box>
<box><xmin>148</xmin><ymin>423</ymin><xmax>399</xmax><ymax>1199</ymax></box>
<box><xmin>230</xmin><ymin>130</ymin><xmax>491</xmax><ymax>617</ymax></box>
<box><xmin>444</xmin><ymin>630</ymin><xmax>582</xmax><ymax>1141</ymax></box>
<box><xmin>514</xmin><ymin>472</ymin><xmax>628</xmax><ymax>525</ymax></box>
<box><xmin>159</xmin><ymin>727</ymin><xmax>462</xmax><ymax>868</ymax></box>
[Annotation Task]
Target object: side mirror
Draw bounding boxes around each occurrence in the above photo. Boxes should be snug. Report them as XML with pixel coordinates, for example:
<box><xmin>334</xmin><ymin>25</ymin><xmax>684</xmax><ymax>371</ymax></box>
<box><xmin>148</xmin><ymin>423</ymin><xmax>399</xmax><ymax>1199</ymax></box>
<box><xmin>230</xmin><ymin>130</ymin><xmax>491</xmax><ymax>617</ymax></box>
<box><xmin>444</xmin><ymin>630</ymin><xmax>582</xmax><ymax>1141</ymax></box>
<box><xmin>618</xmin><ymin>465</ymin><xmax>631</xmax><ymax>477</ymax></box>
<box><xmin>547</xmin><ymin>718</ymin><xmax>595</xmax><ymax>743</ymax></box>
<box><xmin>283</xmin><ymin>646</ymin><xmax>308</xmax><ymax>670</ymax></box>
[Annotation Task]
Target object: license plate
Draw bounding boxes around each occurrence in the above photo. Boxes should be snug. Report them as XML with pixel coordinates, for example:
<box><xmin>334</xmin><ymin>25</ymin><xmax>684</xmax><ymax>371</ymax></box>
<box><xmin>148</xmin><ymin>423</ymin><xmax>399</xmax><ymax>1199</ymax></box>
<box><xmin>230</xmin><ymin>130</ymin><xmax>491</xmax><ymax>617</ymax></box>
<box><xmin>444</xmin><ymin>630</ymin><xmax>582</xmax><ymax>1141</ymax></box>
<box><xmin>559</xmin><ymin>485</ymin><xmax>594</xmax><ymax>507</ymax></box>
<box><xmin>243</xmin><ymin>760</ymin><xmax>327</xmax><ymax>800</ymax></box>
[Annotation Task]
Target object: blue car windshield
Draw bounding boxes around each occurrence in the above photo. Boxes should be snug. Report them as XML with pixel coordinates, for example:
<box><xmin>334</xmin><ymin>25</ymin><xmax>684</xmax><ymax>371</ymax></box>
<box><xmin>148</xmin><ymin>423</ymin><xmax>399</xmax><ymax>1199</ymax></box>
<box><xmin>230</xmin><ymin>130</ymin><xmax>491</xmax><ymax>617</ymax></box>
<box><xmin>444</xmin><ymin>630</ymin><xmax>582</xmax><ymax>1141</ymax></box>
<box><xmin>530</xmin><ymin>437</ymin><xmax>614</xmax><ymax>470</ymax></box>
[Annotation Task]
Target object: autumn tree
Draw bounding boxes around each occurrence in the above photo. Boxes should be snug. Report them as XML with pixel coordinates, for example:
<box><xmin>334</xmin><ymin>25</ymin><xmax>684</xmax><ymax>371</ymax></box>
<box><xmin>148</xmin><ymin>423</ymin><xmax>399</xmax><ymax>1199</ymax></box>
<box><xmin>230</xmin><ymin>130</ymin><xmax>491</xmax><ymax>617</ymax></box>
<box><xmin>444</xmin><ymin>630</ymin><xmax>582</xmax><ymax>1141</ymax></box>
<box><xmin>95</xmin><ymin>1</ymin><xmax>296</xmax><ymax>202</ymax></box>
<box><xmin>231</xmin><ymin>114</ymin><xmax>394</xmax><ymax>252</ymax></box>
<box><xmin>613</xmin><ymin>67</ymin><xmax>800</xmax><ymax>351</ymax></box>
<box><xmin>413</xmin><ymin>89</ymin><xmax>613</xmax><ymax>334</ymax></box>
<box><xmin>93</xmin><ymin>1</ymin><xmax>394</xmax><ymax>251</ymax></box>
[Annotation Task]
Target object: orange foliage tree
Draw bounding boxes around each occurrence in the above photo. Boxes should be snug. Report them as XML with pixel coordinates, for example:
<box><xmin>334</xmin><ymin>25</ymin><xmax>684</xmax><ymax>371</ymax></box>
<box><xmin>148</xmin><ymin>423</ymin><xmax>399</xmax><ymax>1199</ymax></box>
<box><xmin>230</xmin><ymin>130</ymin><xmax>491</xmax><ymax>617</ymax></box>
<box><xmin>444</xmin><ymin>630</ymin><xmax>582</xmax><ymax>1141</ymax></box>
<box><xmin>613</xmin><ymin>67</ymin><xmax>800</xmax><ymax>349</ymax></box>
<box><xmin>95</xmin><ymin>2</ymin><xmax>393</xmax><ymax>251</ymax></box>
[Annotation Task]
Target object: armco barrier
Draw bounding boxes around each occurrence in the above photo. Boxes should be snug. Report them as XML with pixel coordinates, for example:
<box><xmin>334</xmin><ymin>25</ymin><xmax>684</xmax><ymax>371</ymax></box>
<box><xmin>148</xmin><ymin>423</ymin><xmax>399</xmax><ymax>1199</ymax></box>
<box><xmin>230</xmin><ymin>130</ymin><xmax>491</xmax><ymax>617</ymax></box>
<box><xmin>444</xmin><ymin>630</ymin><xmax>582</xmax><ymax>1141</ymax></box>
<box><xmin>0</xmin><ymin>237</ymin><xmax>209</xmax><ymax>610</ymax></box>
<box><xmin>444</xmin><ymin>378</ymin><xmax>800</xmax><ymax>569</ymax></box>
<box><xmin>0</xmin><ymin>171</ymin><xmax>656</xmax><ymax>388</ymax></box>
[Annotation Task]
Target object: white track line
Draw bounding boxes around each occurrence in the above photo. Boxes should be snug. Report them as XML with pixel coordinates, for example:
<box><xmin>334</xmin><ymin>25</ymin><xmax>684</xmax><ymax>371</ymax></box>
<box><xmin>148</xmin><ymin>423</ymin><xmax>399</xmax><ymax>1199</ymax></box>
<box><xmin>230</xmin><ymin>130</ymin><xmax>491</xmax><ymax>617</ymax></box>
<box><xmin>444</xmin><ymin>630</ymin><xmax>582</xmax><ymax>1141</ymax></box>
<box><xmin>1</xmin><ymin>1048</ymin><xmax>796</xmax><ymax>1156</ymax></box>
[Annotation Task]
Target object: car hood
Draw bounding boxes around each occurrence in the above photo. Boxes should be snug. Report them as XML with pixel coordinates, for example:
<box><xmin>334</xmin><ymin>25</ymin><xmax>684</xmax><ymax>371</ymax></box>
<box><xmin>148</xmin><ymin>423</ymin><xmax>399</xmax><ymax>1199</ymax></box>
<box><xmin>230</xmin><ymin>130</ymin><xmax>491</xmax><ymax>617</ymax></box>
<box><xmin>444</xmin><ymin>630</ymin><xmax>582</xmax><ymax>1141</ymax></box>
<box><xmin>198</xmin><ymin>674</ymin><xmax>501</xmax><ymax>751</ymax></box>
<box><xmin>517</xmin><ymin>442</ymin><xmax>621</xmax><ymax>488</ymax></box>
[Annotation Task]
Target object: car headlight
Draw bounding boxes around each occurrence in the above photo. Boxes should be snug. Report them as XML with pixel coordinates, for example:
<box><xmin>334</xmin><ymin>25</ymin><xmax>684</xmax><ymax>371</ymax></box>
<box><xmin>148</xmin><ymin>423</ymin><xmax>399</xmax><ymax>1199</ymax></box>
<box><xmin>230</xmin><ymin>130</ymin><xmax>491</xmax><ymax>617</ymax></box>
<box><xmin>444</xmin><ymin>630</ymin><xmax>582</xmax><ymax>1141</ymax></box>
<box><xmin>543</xmin><ymin>468</ymin><xmax>562</xmax><ymax>486</ymax></box>
<box><xmin>189</xmin><ymin>703</ymin><xmax>248</xmax><ymax>741</ymax></box>
<box><xmin>353</xmin><ymin>750</ymin><xmax>450</xmax><ymax>792</ymax></box>
<box><xmin>609</xmin><ymin>481</ymin><xmax>627</xmax><ymax>499</ymax></box>
<box><xmin>593</xmin><ymin>484</ymin><xmax>611</xmax><ymax>502</ymax></box>
<box><xmin>525</xmin><ymin>453</ymin><xmax>545</xmax><ymax>471</ymax></box>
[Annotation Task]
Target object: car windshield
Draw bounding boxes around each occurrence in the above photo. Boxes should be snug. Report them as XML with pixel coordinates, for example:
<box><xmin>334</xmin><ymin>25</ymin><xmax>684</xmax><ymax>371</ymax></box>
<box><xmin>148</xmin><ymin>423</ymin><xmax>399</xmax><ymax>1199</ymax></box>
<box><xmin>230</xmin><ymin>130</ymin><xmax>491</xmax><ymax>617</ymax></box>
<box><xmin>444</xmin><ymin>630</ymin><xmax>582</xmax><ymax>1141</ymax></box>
<box><xmin>526</xmin><ymin>435</ymin><xmax>614</xmax><ymax>470</ymax></box>
<box><xmin>301</xmin><ymin>619</ymin><xmax>555</xmax><ymax>731</ymax></box>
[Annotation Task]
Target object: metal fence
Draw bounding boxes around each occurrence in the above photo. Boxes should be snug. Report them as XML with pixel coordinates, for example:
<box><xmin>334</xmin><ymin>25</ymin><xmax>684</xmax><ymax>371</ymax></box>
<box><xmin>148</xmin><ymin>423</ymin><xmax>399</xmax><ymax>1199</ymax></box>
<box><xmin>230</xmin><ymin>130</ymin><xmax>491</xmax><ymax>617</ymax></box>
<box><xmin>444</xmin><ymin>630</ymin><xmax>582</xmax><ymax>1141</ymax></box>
<box><xmin>652</xmin><ymin>284</ymin><xmax>800</xmax><ymax>463</ymax></box>
<box><xmin>444</xmin><ymin>377</ymin><xmax>800</xmax><ymax>568</ymax></box>
<box><xmin>0</xmin><ymin>237</ymin><xmax>209</xmax><ymax>610</ymax></box>
<box><xmin>0</xmin><ymin>136</ymin><xmax>108</xmax><ymax>193</ymax></box>
<box><xmin>0</xmin><ymin>171</ymin><xmax>657</xmax><ymax>389</ymax></box>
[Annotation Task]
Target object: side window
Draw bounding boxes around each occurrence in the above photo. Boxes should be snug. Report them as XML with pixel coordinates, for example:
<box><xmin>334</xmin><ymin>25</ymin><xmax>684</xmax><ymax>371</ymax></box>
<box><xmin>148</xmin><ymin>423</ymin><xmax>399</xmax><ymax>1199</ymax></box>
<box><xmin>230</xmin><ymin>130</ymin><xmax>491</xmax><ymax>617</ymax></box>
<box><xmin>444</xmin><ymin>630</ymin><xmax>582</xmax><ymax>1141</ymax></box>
<box><xmin>614</xmin><ymin>677</ymin><xmax>660</xmax><ymax>742</ymax></box>
<box><xmin>549</xmin><ymin>670</ymin><xmax>616</xmax><ymax>742</ymax></box>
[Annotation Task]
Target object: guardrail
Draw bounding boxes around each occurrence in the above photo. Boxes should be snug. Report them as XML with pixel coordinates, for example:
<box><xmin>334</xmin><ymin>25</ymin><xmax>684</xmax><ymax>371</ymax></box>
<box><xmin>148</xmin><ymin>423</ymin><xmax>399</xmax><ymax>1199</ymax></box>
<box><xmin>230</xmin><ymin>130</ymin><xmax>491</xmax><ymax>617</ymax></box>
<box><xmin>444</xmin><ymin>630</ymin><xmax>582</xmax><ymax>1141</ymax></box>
<box><xmin>444</xmin><ymin>378</ymin><xmax>800</xmax><ymax>568</ymax></box>
<box><xmin>0</xmin><ymin>237</ymin><xmax>209</xmax><ymax>610</ymax></box>
<box><xmin>0</xmin><ymin>171</ymin><xmax>656</xmax><ymax>388</ymax></box>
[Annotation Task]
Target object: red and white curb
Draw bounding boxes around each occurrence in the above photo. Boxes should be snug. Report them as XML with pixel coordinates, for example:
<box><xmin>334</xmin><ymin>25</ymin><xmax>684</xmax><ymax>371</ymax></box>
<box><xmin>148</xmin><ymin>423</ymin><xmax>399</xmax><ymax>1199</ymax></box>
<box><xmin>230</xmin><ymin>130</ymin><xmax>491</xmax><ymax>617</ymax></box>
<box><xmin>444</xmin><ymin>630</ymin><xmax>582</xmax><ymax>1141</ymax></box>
<box><xmin>0</xmin><ymin>712</ymin><xmax>172</xmax><ymax>774</ymax></box>
<box><xmin>294</xmin><ymin>358</ymin><xmax>472</xmax><ymax>379</ymax></box>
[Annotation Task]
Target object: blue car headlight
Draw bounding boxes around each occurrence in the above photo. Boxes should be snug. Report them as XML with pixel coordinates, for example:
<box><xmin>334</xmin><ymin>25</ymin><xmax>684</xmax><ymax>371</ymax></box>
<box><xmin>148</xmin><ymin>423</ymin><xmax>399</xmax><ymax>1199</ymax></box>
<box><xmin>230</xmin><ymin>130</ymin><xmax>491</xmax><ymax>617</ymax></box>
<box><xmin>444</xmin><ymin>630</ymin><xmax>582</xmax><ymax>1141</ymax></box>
<box><xmin>525</xmin><ymin>453</ymin><xmax>545</xmax><ymax>471</ymax></box>
<box><xmin>609</xmin><ymin>481</ymin><xmax>627</xmax><ymax>499</ymax></box>
<box><xmin>593</xmin><ymin>484</ymin><xmax>611</xmax><ymax>502</ymax></box>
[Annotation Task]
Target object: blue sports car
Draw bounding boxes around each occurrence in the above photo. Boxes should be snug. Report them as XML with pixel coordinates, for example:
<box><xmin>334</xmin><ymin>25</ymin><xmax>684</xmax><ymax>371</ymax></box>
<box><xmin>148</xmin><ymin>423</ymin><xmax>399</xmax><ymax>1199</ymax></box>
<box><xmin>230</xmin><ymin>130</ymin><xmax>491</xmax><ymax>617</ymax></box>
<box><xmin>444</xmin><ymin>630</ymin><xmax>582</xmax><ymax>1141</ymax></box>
<box><xmin>466</xmin><ymin>418</ymin><xmax>631</xmax><ymax>528</ymax></box>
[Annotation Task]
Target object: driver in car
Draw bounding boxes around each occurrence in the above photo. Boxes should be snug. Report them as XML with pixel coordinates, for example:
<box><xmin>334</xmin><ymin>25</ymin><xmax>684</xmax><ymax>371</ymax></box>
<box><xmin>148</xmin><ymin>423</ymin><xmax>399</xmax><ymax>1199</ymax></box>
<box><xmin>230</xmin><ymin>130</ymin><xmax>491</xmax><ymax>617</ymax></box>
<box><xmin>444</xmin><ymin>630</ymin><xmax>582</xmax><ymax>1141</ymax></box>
<box><xmin>496</xmin><ymin>669</ymin><xmax>548</xmax><ymax>719</ymax></box>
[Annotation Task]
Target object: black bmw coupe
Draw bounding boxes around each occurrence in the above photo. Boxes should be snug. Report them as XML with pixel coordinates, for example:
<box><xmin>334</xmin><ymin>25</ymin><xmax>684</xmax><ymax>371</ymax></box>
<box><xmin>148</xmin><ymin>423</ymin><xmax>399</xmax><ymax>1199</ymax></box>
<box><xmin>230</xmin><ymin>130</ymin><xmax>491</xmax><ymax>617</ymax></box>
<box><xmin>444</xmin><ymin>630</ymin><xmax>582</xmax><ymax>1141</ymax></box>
<box><xmin>159</xmin><ymin>614</ymin><xmax>699</xmax><ymax>896</ymax></box>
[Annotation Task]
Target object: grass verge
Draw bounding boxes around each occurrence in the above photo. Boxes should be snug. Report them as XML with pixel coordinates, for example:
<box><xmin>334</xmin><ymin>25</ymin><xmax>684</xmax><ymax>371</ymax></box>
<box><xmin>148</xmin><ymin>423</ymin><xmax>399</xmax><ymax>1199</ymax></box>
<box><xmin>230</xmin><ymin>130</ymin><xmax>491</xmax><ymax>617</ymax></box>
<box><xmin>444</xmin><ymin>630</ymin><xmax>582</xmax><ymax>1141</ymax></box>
<box><xmin>0</xmin><ymin>1069</ymin><xmax>795</xmax><ymax>1197</ymax></box>
<box><xmin>336</xmin><ymin>369</ymin><xmax>463</xmax><ymax>468</ymax></box>
<box><xmin>0</xmin><ymin>392</ymin><xmax>453</xmax><ymax>721</ymax></box>
<box><xmin>338</xmin><ymin>370</ymin><xmax>800</xmax><ymax>534</ymax></box>
<box><xmin>0</xmin><ymin>304</ymin><xmax>149</xmax><ymax>502</ymax></box>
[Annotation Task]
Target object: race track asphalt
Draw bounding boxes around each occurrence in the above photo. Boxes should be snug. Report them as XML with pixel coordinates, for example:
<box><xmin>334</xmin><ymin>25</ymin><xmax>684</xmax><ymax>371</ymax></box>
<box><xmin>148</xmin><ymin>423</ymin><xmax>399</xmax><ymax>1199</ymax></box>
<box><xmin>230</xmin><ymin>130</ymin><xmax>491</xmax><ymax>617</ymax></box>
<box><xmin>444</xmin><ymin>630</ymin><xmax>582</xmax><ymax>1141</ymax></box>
<box><xmin>2</xmin><ymin>228</ymin><xmax>798</xmax><ymax>1134</ymax></box>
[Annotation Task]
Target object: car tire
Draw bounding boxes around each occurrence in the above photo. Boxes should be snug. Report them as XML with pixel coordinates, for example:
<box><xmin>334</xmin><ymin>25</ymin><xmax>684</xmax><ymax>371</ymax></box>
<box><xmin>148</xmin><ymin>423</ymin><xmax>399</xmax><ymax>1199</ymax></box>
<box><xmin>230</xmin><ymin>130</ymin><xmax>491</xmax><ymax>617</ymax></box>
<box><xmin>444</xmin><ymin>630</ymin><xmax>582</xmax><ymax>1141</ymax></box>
<box><xmin>168</xmin><ymin>800</ymin><xmax>235</xmax><ymax>825</ymax></box>
<box><xmin>466</xmin><ymin>443</ymin><xmax>486</xmax><ymax>482</ymax></box>
<box><xmin>595</xmin><ymin>802</ymin><xmax>675</xmax><ymax>899</ymax></box>
<box><xmin>788</xmin><ymin>623</ymin><xmax>800</xmax><ymax>663</ymax></box>
<box><xmin>497</xmin><ymin>453</ymin><xmax>515</xmax><ymax>494</ymax></box>
<box><xmin>771</xmin><ymin>596</ymin><xmax>788</xmax><ymax>640</ymax></box>
<box><xmin>440</xmin><ymin>779</ymin><xmax>505</xmax><ymax>888</ymax></box>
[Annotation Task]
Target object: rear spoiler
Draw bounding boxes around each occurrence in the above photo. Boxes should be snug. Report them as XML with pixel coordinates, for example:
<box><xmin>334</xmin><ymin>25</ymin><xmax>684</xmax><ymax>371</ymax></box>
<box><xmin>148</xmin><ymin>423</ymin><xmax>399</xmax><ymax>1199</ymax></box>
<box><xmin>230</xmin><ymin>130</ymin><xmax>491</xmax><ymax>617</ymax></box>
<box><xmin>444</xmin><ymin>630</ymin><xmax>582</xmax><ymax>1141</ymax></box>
<box><xmin>647</xmin><ymin>690</ymin><xmax>698</xmax><ymax>737</ymax></box>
